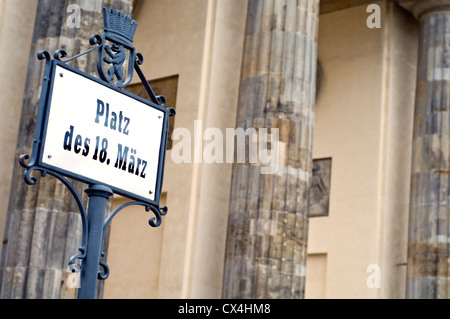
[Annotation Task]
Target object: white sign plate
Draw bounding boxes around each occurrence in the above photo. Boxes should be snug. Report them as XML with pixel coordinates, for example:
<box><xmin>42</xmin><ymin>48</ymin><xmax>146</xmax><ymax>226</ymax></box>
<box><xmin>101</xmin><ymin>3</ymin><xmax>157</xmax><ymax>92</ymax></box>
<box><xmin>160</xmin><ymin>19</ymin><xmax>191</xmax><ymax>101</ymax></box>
<box><xmin>42</xmin><ymin>65</ymin><xmax>165</xmax><ymax>202</ymax></box>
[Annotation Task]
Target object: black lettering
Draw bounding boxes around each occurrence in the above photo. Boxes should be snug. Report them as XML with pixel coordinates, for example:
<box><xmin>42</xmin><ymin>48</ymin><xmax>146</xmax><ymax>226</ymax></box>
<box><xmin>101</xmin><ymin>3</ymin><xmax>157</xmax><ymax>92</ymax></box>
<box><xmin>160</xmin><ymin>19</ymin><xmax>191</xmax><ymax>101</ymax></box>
<box><xmin>74</xmin><ymin>135</ymin><xmax>82</xmax><ymax>154</ymax></box>
<box><xmin>63</xmin><ymin>126</ymin><xmax>74</xmax><ymax>151</ymax></box>
<box><xmin>135</xmin><ymin>158</ymin><xmax>142</xmax><ymax>176</ymax></box>
<box><xmin>95</xmin><ymin>100</ymin><xmax>104</xmax><ymax>124</ymax></box>
<box><xmin>99</xmin><ymin>138</ymin><xmax>108</xmax><ymax>163</ymax></box>
<box><xmin>92</xmin><ymin>136</ymin><xmax>100</xmax><ymax>160</ymax></box>
<box><xmin>82</xmin><ymin>138</ymin><xmax>90</xmax><ymax>157</ymax></box>
<box><xmin>140</xmin><ymin>160</ymin><xmax>147</xmax><ymax>179</ymax></box>
<box><xmin>115</xmin><ymin>144</ymin><xmax>128</xmax><ymax>170</ymax></box>
<box><xmin>128</xmin><ymin>151</ymin><xmax>135</xmax><ymax>174</ymax></box>
<box><xmin>104</xmin><ymin>103</ymin><xmax>109</xmax><ymax>127</ymax></box>
<box><xmin>123</xmin><ymin>117</ymin><xmax>130</xmax><ymax>136</ymax></box>
<box><xmin>95</xmin><ymin>99</ymin><xmax>131</xmax><ymax>136</ymax></box>
<box><xmin>118</xmin><ymin>111</ymin><xmax>123</xmax><ymax>133</ymax></box>
<box><xmin>110</xmin><ymin>112</ymin><xmax>117</xmax><ymax>131</ymax></box>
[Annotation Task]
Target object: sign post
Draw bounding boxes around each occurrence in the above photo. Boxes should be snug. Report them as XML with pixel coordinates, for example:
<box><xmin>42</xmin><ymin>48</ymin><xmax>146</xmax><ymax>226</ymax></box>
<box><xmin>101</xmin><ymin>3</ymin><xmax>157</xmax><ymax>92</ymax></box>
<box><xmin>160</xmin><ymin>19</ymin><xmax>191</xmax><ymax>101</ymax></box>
<box><xmin>19</xmin><ymin>8</ymin><xmax>175</xmax><ymax>299</ymax></box>
<box><xmin>78</xmin><ymin>185</ymin><xmax>113</xmax><ymax>300</ymax></box>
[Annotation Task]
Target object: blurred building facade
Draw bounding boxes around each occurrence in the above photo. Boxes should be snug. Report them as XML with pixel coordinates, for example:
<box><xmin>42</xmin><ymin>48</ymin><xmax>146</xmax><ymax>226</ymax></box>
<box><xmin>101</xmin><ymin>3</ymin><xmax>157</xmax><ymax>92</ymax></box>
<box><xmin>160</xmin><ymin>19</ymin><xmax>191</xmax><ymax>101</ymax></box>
<box><xmin>0</xmin><ymin>0</ymin><xmax>448</xmax><ymax>299</ymax></box>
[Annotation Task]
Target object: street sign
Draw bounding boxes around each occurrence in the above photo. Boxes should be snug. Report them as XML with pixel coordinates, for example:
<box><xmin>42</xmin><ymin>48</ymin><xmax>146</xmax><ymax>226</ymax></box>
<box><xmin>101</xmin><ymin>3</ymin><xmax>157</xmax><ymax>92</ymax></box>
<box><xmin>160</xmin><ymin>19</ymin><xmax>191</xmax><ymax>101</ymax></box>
<box><xmin>39</xmin><ymin>61</ymin><xmax>169</xmax><ymax>203</ymax></box>
<box><xmin>19</xmin><ymin>8</ymin><xmax>175</xmax><ymax>299</ymax></box>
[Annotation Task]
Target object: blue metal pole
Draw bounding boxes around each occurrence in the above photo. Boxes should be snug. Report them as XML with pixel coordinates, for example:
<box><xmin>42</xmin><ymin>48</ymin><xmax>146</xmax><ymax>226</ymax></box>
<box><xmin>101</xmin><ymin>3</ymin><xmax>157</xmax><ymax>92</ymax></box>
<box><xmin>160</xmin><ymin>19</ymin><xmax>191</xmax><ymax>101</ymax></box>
<box><xmin>77</xmin><ymin>185</ymin><xmax>113</xmax><ymax>299</ymax></box>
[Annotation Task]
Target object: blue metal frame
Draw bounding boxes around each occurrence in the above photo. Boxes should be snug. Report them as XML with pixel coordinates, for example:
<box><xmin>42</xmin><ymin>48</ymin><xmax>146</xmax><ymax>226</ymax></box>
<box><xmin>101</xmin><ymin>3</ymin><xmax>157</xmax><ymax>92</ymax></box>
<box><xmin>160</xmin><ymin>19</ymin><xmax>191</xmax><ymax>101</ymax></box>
<box><xmin>33</xmin><ymin>58</ymin><xmax>171</xmax><ymax>207</ymax></box>
<box><xmin>19</xmin><ymin>8</ymin><xmax>175</xmax><ymax>299</ymax></box>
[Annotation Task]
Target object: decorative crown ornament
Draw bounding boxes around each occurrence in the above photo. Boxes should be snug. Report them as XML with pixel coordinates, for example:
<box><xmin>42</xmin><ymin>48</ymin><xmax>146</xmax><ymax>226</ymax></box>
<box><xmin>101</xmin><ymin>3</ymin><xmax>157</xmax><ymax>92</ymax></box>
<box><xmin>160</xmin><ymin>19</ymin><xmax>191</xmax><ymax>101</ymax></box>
<box><xmin>103</xmin><ymin>8</ymin><xmax>138</xmax><ymax>45</ymax></box>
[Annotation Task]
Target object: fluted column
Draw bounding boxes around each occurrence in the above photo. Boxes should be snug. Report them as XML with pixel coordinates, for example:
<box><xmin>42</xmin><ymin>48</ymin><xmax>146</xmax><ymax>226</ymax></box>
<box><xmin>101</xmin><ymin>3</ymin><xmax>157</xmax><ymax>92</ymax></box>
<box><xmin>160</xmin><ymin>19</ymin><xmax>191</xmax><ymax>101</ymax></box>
<box><xmin>406</xmin><ymin>0</ymin><xmax>450</xmax><ymax>299</ymax></box>
<box><xmin>0</xmin><ymin>0</ymin><xmax>133</xmax><ymax>299</ymax></box>
<box><xmin>222</xmin><ymin>0</ymin><xmax>319</xmax><ymax>299</ymax></box>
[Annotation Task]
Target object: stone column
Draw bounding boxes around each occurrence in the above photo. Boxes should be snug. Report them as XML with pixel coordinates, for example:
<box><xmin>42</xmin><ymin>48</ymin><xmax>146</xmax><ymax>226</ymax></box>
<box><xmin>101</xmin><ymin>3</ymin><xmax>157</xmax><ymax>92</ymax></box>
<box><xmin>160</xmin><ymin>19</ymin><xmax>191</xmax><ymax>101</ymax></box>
<box><xmin>222</xmin><ymin>0</ymin><xmax>319</xmax><ymax>299</ymax></box>
<box><xmin>0</xmin><ymin>0</ymin><xmax>133</xmax><ymax>299</ymax></box>
<box><xmin>406</xmin><ymin>0</ymin><xmax>450</xmax><ymax>299</ymax></box>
